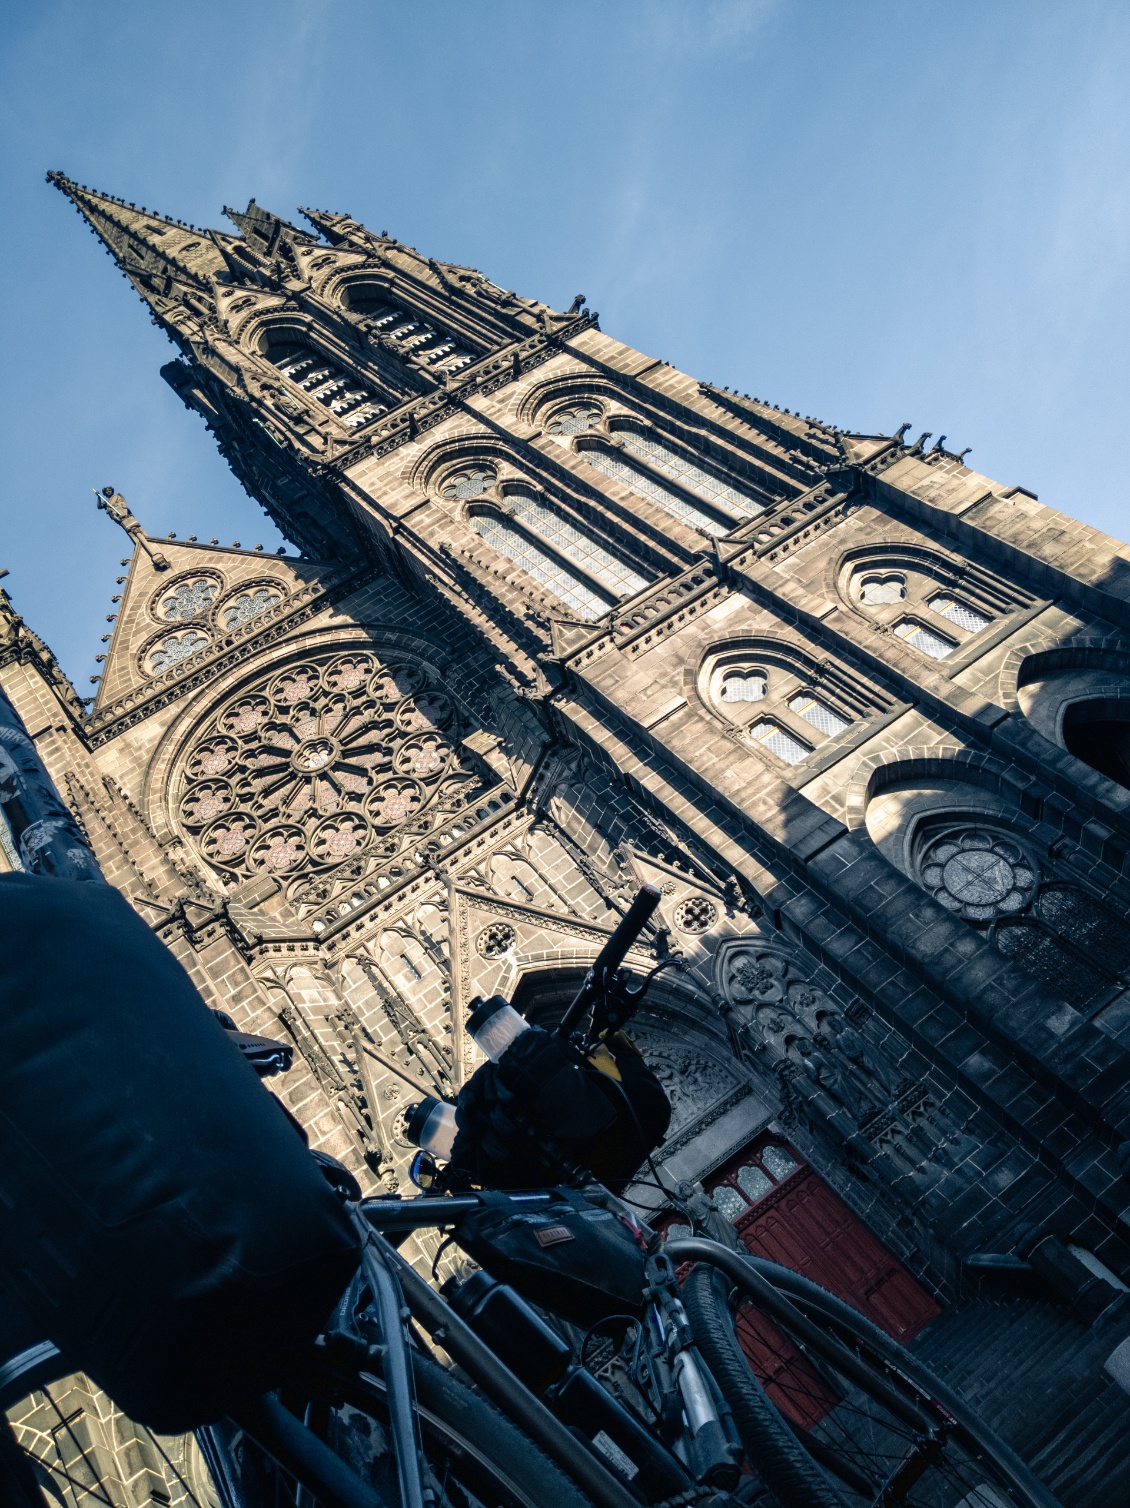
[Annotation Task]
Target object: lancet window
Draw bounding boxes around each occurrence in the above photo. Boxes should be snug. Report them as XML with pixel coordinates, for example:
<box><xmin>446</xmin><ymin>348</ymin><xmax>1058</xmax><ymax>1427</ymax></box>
<box><xmin>580</xmin><ymin>424</ymin><xmax>765</xmax><ymax>538</ymax></box>
<box><xmin>581</xmin><ymin>448</ymin><xmax>730</xmax><ymax>537</ymax></box>
<box><xmin>267</xmin><ymin>343</ymin><xmax>387</xmax><ymax>428</ymax></box>
<box><xmin>470</xmin><ymin>514</ymin><xmax>614</xmax><ymax>621</ymax></box>
<box><xmin>616</xmin><ymin>431</ymin><xmax>763</xmax><ymax>520</ymax></box>
<box><xmin>506</xmin><ymin>490</ymin><xmax>648</xmax><ymax>600</ymax></box>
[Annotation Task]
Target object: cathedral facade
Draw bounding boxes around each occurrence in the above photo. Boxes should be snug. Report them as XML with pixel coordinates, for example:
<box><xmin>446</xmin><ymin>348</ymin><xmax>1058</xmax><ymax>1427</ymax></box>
<box><xmin>4</xmin><ymin>173</ymin><xmax>1130</xmax><ymax>1504</ymax></box>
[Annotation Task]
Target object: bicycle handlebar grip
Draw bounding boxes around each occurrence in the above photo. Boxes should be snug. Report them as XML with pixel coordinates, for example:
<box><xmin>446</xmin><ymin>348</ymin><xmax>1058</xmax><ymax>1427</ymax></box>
<box><xmin>592</xmin><ymin>884</ymin><xmax>662</xmax><ymax>982</ymax></box>
<box><xmin>557</xmin><ymin>885</ymin><xmax>661</xmax><ymax>1038</ymax></box>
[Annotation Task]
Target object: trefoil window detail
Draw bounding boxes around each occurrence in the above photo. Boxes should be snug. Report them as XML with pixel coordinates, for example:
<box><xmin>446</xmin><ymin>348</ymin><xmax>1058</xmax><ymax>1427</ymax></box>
<box><xmin>858</xmin><ymin>575</ymin><xmax>906</xmax><ymax>605</ymax></box>
<box><xmin>547</xmin><ymin>403</ymin><xmax>602</xmax><ymax>435</ymax></box>
<box><xmin>720</xmin><ymin>672</ymin><xmax>767</xmax><ymax>703</ymax></box>
<box><xmin>441</xmin><ymin>466</ymin><xmax>496</xmax><ymax>501</ymax></box>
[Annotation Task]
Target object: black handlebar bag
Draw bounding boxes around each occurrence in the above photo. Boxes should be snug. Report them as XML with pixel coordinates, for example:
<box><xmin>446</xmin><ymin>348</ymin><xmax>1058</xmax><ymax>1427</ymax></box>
<box><xmin>0</xmin><ymin>873</ymin><xmax>358</xmax><ymax>1431</ymax></box>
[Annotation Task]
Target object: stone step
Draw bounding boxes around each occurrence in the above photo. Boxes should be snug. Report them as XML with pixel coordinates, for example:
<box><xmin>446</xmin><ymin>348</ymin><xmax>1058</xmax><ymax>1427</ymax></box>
<box><xmin>909</xmin><ymin>1296</ymin><xmax>1130</xmax><ymax>1506</ymax></box>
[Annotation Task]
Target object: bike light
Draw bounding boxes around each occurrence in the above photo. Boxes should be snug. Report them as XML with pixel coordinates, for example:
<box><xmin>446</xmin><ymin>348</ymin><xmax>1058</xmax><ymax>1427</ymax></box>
<box><xmin>404</xmin><ymin>1097</ymin><xmax>457</xmax><ymax>1160</ymax></box>
<box><xmin>466</xmin><ymin>995</ymin><xmax>530</xmax><ymax>1063</ymax></box>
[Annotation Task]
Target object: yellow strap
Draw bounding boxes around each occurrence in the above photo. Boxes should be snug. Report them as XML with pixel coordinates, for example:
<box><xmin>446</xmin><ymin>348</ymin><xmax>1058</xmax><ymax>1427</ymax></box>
<box><xmin>587</xmin><ymin>1042</ymin><xmax>623</xmax><ymax>1082</ymax></box>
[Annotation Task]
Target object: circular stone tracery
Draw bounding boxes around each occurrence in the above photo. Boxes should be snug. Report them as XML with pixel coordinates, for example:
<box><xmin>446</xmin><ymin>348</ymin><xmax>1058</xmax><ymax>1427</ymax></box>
<box><xmin>919</xmin><ymin>829</ymin><xmax>1036</xmax><ymax>923</ymax></box>
<box><xmin>177</xmin><ymin>649</ymin><xmax>471</xmax><ymax>883</ymax></box>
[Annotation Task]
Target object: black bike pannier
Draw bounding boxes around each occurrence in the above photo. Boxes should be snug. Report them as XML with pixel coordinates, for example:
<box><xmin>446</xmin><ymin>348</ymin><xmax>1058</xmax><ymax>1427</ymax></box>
<box><xmin>0</xmin><ymin>873</ymin><xmax>358</xmax><ymax>1431</ymax></box>
<box><xmin>454</xmin><ymin>1186</ymin><xmax>648</xmax><ymax>1326</ymax></box>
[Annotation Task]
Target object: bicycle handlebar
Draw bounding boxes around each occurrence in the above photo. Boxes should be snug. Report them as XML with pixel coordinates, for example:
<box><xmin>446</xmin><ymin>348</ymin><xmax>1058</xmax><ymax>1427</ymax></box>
<box><xmin>555</xmin><ymin>884</ymin><xmax>662</xmax><ymax>1041</ymax></box>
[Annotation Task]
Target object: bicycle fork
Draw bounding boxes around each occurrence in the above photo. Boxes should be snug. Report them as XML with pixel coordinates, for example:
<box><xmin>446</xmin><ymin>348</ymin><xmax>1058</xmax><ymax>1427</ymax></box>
<box><xmin>644</xmin><ymin>1250</ymin><xmax>743</xmax><ymax>1491</ymax></box>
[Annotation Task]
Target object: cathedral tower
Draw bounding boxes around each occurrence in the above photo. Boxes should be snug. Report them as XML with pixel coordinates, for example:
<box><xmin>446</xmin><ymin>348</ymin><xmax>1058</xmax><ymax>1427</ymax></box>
<box><xmin>6</xmin><ymin>171</ymin><xmax>1130</xmax><ymax>1501</ymax></box>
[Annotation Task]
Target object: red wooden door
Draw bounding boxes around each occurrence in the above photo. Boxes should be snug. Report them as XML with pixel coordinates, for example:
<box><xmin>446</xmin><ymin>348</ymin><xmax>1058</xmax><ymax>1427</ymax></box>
<box><xmin>705</xmin><ymin>1136</ymin><xmax>940</xmax><ymax>1342</ymax></box>
<box><xmin>699</xmin><ymin>1136</ymin><xmax>941</xmax><ymax>1427</ymax></box>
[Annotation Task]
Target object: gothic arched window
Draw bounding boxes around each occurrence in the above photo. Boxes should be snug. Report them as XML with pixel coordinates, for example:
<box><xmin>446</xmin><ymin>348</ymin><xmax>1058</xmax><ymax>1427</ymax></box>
<box><xmin>470</xmin><ymin>513</ymin><xmax>615</xmax><ymax>621</ymax></box>
<box><xmin>708</xmin><ymin>654</ymin><xmax>856</xmax><ymax>765</ymax></box>
<box><xmin>614</xmin><ymin>429</ymin><xmax>764</xmax><ymax>521</ymax></box>
<box><xmin>849</xmin><ymin>562</ymin><xmax>994</xmax><ymax>660</ymax></box>
<box><xmin>506</xmin><ymin>490</ymin><xmax>647</xmax><ymax>600</ymax></box>
<box><xmin>581</xmin><ymin>445</ymin><xmax>730</xmax><ymax>537</ymax></box>
<box><xmin>914</xmin><ymin>823</ymin><xmax>1130</xmax><ymax>1012</ymax></box>
<box><xmin>267</xmin><ymin>342</ymin><xmax>386</xmax><ymax>428</ymax></box>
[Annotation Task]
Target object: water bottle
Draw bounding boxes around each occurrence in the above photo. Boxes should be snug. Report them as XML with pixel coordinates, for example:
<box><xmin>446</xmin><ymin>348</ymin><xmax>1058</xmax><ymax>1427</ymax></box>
<box><xmin>466</xmin><ymin>994</ymin><xmax>531</xmax><ymax>1063</ymax></box>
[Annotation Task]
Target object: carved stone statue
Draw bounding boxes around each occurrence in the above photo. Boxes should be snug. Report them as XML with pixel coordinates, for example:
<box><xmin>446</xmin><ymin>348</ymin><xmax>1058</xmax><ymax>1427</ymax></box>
<box><xmin>789</xmin><ymin>1035</ymin><xmax>877</xmax><ymax>1121</ymax></box>
<box><xmin>820</xmin><ymin>1012</ymin><xmax>901</xmax><ymax>1095</ymax></box>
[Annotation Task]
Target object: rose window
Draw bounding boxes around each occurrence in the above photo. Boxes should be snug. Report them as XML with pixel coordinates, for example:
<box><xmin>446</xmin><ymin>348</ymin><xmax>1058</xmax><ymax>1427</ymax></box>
<box><xmin>222</xmin><ymin>587</ymin><xmax>283</xmax><ymax>630</ymax></box>
<box><xmin>177</xmin><ymin>650</ymin><xmax>475</xmax><ymax>883</ymax></box>
<box><xmin>919</xmin><ymin>829</ymin><xmax>1036</xmax><ymax>923</ymax></box>
<box><xmin>159</xmin><ymin>578</ymin><xmax>218</xmax><ymax>621</ymax></box>
<box><xmin>148</xmin><ymin>629</ymin><xmax>209</xmax><ymax>675</ymax></box>
<box><xmin>673</xmin><ymin>896</ymin><xmax>718</xmax><ymax>933</ymax></box>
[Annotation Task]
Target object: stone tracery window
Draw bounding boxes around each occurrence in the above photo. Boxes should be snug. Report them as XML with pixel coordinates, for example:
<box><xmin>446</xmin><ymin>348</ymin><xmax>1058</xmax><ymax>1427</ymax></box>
<box><xmin>710</xmin><ymin>657</ymin><xmax>856</xmax><ymax>763</ymax></box>
<box><xmin>858</xmin><ymin>574</ymin><xmax>906</xmax><ymax>606</ymax></box>
<box><xmin>720</xmin><ymin>670</ymin><xmax>767</xmax><ymax>703</ymax></box>
<box><xmin>222</xmin><ymin>586</ymin><xmax>283</xmax><ymax>629</ymax></box>
<box><xmin>159</xmin><ymin>578</ymin><xmax>217</xmax><ymax>622</ymax></box>
<box><xmin>175</xmin><ymin>649</ymin><xmax>484</xmax><ymax>886</ymax></box>
<box><xmin>852</xmin><ymin>562</ymin><xmax>995</xmax><ymax>658</ymax></box>
<box><xmin>546</xmin><ymin>402</ymin><xmax>602</xmax><ymax>435</ymax></box>
<box><xmin>913</xmin><ymin>822</ymin><xmax>1130</xmax><ymax>1011</ymax></box>
<box><xmin>147</xmin><ymin>629</ymin><xmax>209</xmax><ymax>675</ymax></box>
<box><xmin>441</xmin><ymin>465</ymin><xmax>496</xmax><ymax>501</ymax></box>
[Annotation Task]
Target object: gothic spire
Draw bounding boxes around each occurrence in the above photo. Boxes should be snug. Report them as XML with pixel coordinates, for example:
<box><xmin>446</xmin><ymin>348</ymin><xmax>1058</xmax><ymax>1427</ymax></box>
<box><xmin>48</xmin><ymin>172</ymin><xmax>230</xmax><ymax>337</ymax></box>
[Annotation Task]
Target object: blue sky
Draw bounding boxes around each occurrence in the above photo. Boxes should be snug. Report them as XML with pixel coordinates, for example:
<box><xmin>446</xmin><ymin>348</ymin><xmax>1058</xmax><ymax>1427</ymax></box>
<box><xmin>2</xmin><ymin>1</ymin><xmax>1129</xmax><ymax>691</ymax></box>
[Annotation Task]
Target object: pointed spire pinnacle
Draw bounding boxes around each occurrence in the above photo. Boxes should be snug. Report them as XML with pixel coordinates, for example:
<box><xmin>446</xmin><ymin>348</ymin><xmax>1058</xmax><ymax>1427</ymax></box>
<box><xmin>48</xmin><ymin>171</ymin><xmax>228</xmax><ymax>291</ymax></box>
<box><xmin>95</xmin><ymin>486</ymin><xmax>170</xmax><ymax>571</ymax></box>
<box><xmin>299</xmin><ymin>206</ymin><xmax>366</xmax><ymax>246</ymax></box>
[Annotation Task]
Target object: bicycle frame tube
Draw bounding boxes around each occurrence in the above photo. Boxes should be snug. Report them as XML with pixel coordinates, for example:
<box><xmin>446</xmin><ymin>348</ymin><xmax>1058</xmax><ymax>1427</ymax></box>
<box><xmin>664</xmin><ymin>1238</ymin><xmax>938</xmax><ymax>1437</ymax></box>
<box><xmin>375</xmin><ymin>1232</ymin><xmax>642</xmax><ymax>1508</ymax></box>
<box><xmin>350</xmin><ymin>1207</ymin><xmax>428</xmax><ymax>1508</ymax></box>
